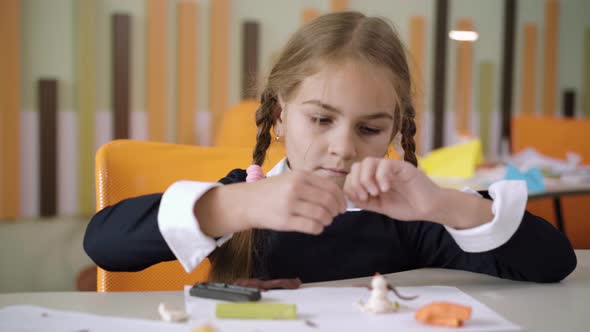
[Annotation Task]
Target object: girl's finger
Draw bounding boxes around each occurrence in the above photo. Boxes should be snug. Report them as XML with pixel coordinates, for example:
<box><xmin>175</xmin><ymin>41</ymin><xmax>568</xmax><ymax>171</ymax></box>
<box><xmin>304</xmin><ymin>174</ymin><xmax>347</xmax><ymax>213</ymax></box>
<box><xmin>295</xmin><ymin>180</ymin><xmax>343</xmax><ymax>217</ymax></box>
<box><xmin>287</xmin><ymin>216</ymin><xmax>325</xmax><ymax>235</ymax></box>
<box><xmin>359</xmin><ymin>158</ymin><xmax>380</xmax><ymax>197</ymax></box>
<box><xmin>375</xmin><ymin>159</ymin><xmax>393</xmax><ymax>192</ymax></box>
<box><xmin>345</xmin><ymin>162</ymin><xmax>366</xmax><ymax>201</ymax></box>
<box><xmin>291</xmin><ymin>200</ymin><xmax>334</xmax><ymax>226</ymax></box>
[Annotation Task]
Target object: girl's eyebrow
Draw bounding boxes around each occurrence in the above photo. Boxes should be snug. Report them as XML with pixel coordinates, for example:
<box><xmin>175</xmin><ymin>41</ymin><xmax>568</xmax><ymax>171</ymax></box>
<box><xmin>302</xmin><ymin>99</ymin><xmax>394</xmax><ymax>120</ymax></box>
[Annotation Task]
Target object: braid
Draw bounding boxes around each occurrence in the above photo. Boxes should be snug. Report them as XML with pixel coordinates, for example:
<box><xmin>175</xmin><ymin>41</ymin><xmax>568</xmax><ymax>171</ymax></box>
<box><xmin>209</xmin><ymin>229</ymin><xmax>254</xmax><ymax>282</ymax></box>
<box><xmin>210</xmin><ymin>89</ymin><xmax>278</xmax><ymax>283</ymax></box>
<box><xmin>401</xmin><ymin>102</ymin><xmax>418</xmax><ymax>167</ymax></box>
<box><xmin>252</xmin><ymin>89</ymin><xmax>278</xmax><ymax>166</ymax></box>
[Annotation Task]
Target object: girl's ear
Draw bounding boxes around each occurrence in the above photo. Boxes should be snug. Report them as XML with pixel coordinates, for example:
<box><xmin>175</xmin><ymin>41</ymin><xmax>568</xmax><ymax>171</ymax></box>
<box><xmin>276</xmin><ymin>94</ymin><xmax>286</xmax><ymax>124</ymax></box>
<box><xmin>391</xmin><ymin>132</ymin><xmax>404</xmax><ymax>158</ymax></box>
<box><xmin>273</xmin><ymin>115</ymin><xmax>284</xmax><ymax>138</ymax></box>
<box><xmin>273</xmin><ymin>94</ymin><xmax>285</xmax><ymax>137</ymax></box>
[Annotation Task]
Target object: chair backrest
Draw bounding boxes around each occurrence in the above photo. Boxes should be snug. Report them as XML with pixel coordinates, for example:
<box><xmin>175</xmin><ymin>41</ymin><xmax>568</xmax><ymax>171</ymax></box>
<box><xmin>215</xmin><ymin>100</ymin><xmax>259</xmax><ymax>147</ymax></box>
<box><xmin>214</xmin><ymin>100</ymin><xmax>288</xmax><ymax>160</ymax></box>
<box><xmin>511</xmin><ymin>114</ymin><xmax>590</xmax><ymax>248</ymax></box>
<box><xmin>511</xmin><ymin>114</ymin><xmax>590</xmax><ymax>163</ymax></box>
<box><xmin>95</xmin><ymin>140</ymin><xmax>284</xmax><ymax>291</ymax></box>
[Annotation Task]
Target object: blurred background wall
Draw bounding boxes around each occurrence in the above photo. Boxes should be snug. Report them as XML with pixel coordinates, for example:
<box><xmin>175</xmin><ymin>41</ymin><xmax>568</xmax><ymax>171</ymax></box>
<box><xmin>2</xmin><ymin>0</ymin><xmax>589</xmax><ymax>219</ymax></box>
<box><xmin>0</xmin><ymin>0</ymin><xmax>589</xmax><ymax>291</ymax></box>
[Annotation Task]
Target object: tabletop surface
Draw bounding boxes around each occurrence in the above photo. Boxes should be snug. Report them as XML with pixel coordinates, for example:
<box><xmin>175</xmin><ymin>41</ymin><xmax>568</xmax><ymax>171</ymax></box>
<box><xmin>1</xmin><ymin>250</ymin><xmax>589</xmax><ymax>331</ymax></box>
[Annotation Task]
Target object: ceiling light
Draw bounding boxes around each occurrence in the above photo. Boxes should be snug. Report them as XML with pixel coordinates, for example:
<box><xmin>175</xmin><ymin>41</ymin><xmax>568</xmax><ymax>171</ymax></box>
<box><xmin>448</xmin><ymin>30</ymin><xmax>479</xmax><ymax>42</ymax></box>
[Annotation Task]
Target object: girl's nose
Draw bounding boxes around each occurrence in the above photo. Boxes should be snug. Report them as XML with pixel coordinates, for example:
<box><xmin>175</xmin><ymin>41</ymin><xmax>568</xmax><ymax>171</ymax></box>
<box><xmin>327</xmin><ymin>129</ymin><xmax>357</xmax><ymax>160</ymax></box>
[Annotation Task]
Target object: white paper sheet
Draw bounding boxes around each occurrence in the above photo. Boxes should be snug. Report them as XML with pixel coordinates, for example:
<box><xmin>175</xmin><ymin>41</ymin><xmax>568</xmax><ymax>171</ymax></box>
<box><xmin>184</xmin><ymin>286</ymin><xmax>522</xmax><ymax>332</ymax></box>
<box><xmin>0</xmin><ymin>286</ymin><xmax>521</xmax><ymax>332</ymax></box>
<box><xmin>0</xmin><ymin>305</ymin><xmax>191</xmax><ymax>332</ymax></box>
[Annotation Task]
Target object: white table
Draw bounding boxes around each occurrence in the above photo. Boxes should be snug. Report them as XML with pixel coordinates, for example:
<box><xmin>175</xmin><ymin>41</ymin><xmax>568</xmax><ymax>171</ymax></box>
<box><xmin>2</xmin><ymin>250</ymin><xmax>589</xmax><ymax>331</ymax></box>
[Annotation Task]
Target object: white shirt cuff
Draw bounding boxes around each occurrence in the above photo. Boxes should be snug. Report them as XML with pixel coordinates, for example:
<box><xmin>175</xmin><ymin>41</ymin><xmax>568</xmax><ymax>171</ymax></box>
<box><xmin>443</xmin><ymin>180</ymin><xmax>527</xmax><ymax>253</ymax></box>
<box><xmin>157</xmin><ymin>180</ymin><xmax>233</xmax><ymax>273</ymax></box>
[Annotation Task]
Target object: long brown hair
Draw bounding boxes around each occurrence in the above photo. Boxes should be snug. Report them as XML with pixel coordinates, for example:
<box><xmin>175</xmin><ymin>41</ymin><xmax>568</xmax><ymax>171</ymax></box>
<box><xmin>209</xmin><ymin>11</ymin><xmax>418</xmax><ymax>282</ymax></box>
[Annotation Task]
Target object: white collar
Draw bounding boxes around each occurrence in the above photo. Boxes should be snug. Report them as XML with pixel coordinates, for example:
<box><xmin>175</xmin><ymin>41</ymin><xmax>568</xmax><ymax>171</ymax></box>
<box><xmin>265</xmin><ymin>157</ymin><xmax>289</xmax><ymax>177</ymax></box>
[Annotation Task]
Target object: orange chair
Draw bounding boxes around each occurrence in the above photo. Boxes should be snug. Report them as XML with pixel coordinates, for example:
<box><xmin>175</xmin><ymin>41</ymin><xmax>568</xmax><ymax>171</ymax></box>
<box><xmin>95</xmin><ymin>139</ymin><xmax>284</xmax><ymax>291</ymax></box>
<box><xmin>215</xmin><ymin>100</ymin><xmax>259</xmax><ymax>147</ymax></box>
<box><xmin>214</xmin><ymin>100</ymin><xmax>287</xmax><ymax>158</ymax></box>
<box><xmin>511</xmin><ymin>114</ymin><xmax>590</xmax><ymax>248</ymax></box>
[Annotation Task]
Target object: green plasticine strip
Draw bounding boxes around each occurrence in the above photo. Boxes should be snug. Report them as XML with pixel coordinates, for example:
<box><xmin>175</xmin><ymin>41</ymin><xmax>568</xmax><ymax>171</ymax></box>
<box><xmin>216</xmin><ymin>303</ymin><xmax>297</xmax><ymax>320</ymax></box>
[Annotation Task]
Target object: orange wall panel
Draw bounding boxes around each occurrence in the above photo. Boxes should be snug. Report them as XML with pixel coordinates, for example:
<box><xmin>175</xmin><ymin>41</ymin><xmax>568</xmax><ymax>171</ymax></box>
<box><xmin>331</xmin><ymin>0</ymin><xmax>348</xmax><ymax>12</ymax></box>
<box><xmin>542</xmin><ymin>0</ymin><xmax>559</xmax><ymax>116</ymax></box>
<box><xmin>0</xmin><ymin>0</ymin><xmax>20</xmax><ymax>218</ymax></box>
<box><xmin>521</xmin><ymin>24</ymin><xmax>537</xmax><ymax>115</ymax></box>
<box><xmin>147</xmin><ymin>0</ymin><xmax>167</xmax><ymax>141</ymax></box>
<box><xmin>303</xmin><ymin>8</ymin><xmax>320</xmax><ymax>25</ymax></box>
<box><xmin>209</xmin><ymin>0</ymin><xmax>230</xmax><ymax>138</ymax></box>
<box><xmin>176</xmin><ymin>1</ymin><xmax>198</xmax><ymax>145</ymax></box>
<box><xmin>455</xmin><ymin>19</ymin><xmax>474</xmax><ymax>135</ymax></box>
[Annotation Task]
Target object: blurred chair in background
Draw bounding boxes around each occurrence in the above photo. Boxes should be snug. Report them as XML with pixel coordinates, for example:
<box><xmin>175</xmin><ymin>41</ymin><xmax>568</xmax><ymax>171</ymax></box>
<box><xmin>511</xmin><ymin>114</ymin><xmax>590</xmax><ymax>248</ymax></box>
<box><xmin>215</xmin><ymin>100</ymin><xmax>259</xmax><ymax>147</ymax></box>
<box><xmin>215</xmin><ymin>100</ymin><xmax>287</xmax><ymax>161</ymax></box>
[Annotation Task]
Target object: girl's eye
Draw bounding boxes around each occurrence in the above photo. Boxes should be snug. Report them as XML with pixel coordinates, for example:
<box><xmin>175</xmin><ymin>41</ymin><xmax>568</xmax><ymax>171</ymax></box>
<box><xmin>359</xmin><ymin>126</ymin><xmax>382</xmax><ymax>135</ymax></box>
<box><xmin>311</xmin><ymin>116</ymin><xmax>333</xmax><ymax>125</ymax></box>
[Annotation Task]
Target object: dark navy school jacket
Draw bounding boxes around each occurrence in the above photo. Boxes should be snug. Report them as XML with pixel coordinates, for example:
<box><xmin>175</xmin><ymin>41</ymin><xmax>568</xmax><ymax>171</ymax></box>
<box><xmin>84</xmin><ymin>169</ymin><xmax>577</xmax><ymax>283</ymax></box>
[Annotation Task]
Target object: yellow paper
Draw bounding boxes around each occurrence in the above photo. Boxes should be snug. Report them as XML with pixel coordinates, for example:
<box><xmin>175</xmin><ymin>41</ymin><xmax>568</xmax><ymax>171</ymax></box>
<box><xmin>419</xmin><ymin>139</ymin><xmax>483</xmax><ymax>178</ymax></box>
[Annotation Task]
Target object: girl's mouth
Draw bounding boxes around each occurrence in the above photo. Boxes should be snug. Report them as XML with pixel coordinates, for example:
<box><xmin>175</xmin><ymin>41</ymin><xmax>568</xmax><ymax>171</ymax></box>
<box><xmin>319</xmin><ymin>167</ymin><xmax>349</xmax><ymax>176</ymax></box>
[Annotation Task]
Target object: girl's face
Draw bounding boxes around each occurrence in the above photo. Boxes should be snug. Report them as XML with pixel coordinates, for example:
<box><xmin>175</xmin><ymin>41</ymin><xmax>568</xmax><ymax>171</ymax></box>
<box><xmin>276</xmin><ymin>60</ymin><xmax>398</xmax><ymax>187</ymax></box>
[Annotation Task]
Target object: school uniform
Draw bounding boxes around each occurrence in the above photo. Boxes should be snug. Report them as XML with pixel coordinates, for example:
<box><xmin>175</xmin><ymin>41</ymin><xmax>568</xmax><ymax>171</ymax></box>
<box><xmin>84</xmin><ymin>158</ymin><xmax>577</xmax><ymax>283</ymax></box>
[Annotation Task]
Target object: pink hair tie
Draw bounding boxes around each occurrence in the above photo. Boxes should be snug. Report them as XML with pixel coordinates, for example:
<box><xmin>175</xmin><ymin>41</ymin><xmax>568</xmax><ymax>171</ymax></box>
<box><xmin>246</xmin><ymin>165</ymin><xmax>266</xmax><ymax>182</ymax></box>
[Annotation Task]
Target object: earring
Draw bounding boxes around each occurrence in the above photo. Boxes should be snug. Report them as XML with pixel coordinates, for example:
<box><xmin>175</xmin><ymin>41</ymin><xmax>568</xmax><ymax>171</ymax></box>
<box><xmin>275</xmin><ymin>136</ymin><xmax>281</xmax><ymax>142</ymax></box>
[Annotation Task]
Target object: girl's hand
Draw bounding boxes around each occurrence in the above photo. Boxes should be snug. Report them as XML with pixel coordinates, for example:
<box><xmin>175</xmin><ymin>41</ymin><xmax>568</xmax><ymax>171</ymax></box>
<box><xmin>241</xmin><ymin>171</ymin><xmax>347</xmax><ymax>234</ymax></box>
<box><xmin>343</xmin><ymin>157</ymin><xmax>443</xmax><ymax>222</ymax></box>
<box><xmin>196</xmin><ymin>171</ymin><xmax>347</xmax><ymax>237</ymax></box>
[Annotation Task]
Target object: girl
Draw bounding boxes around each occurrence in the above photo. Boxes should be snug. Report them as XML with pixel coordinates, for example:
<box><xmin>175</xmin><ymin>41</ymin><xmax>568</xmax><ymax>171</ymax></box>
<box><xmin>85</xmin><ymin>11</ymin><xmax>576</xmax><ymax>284</ymax></box>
